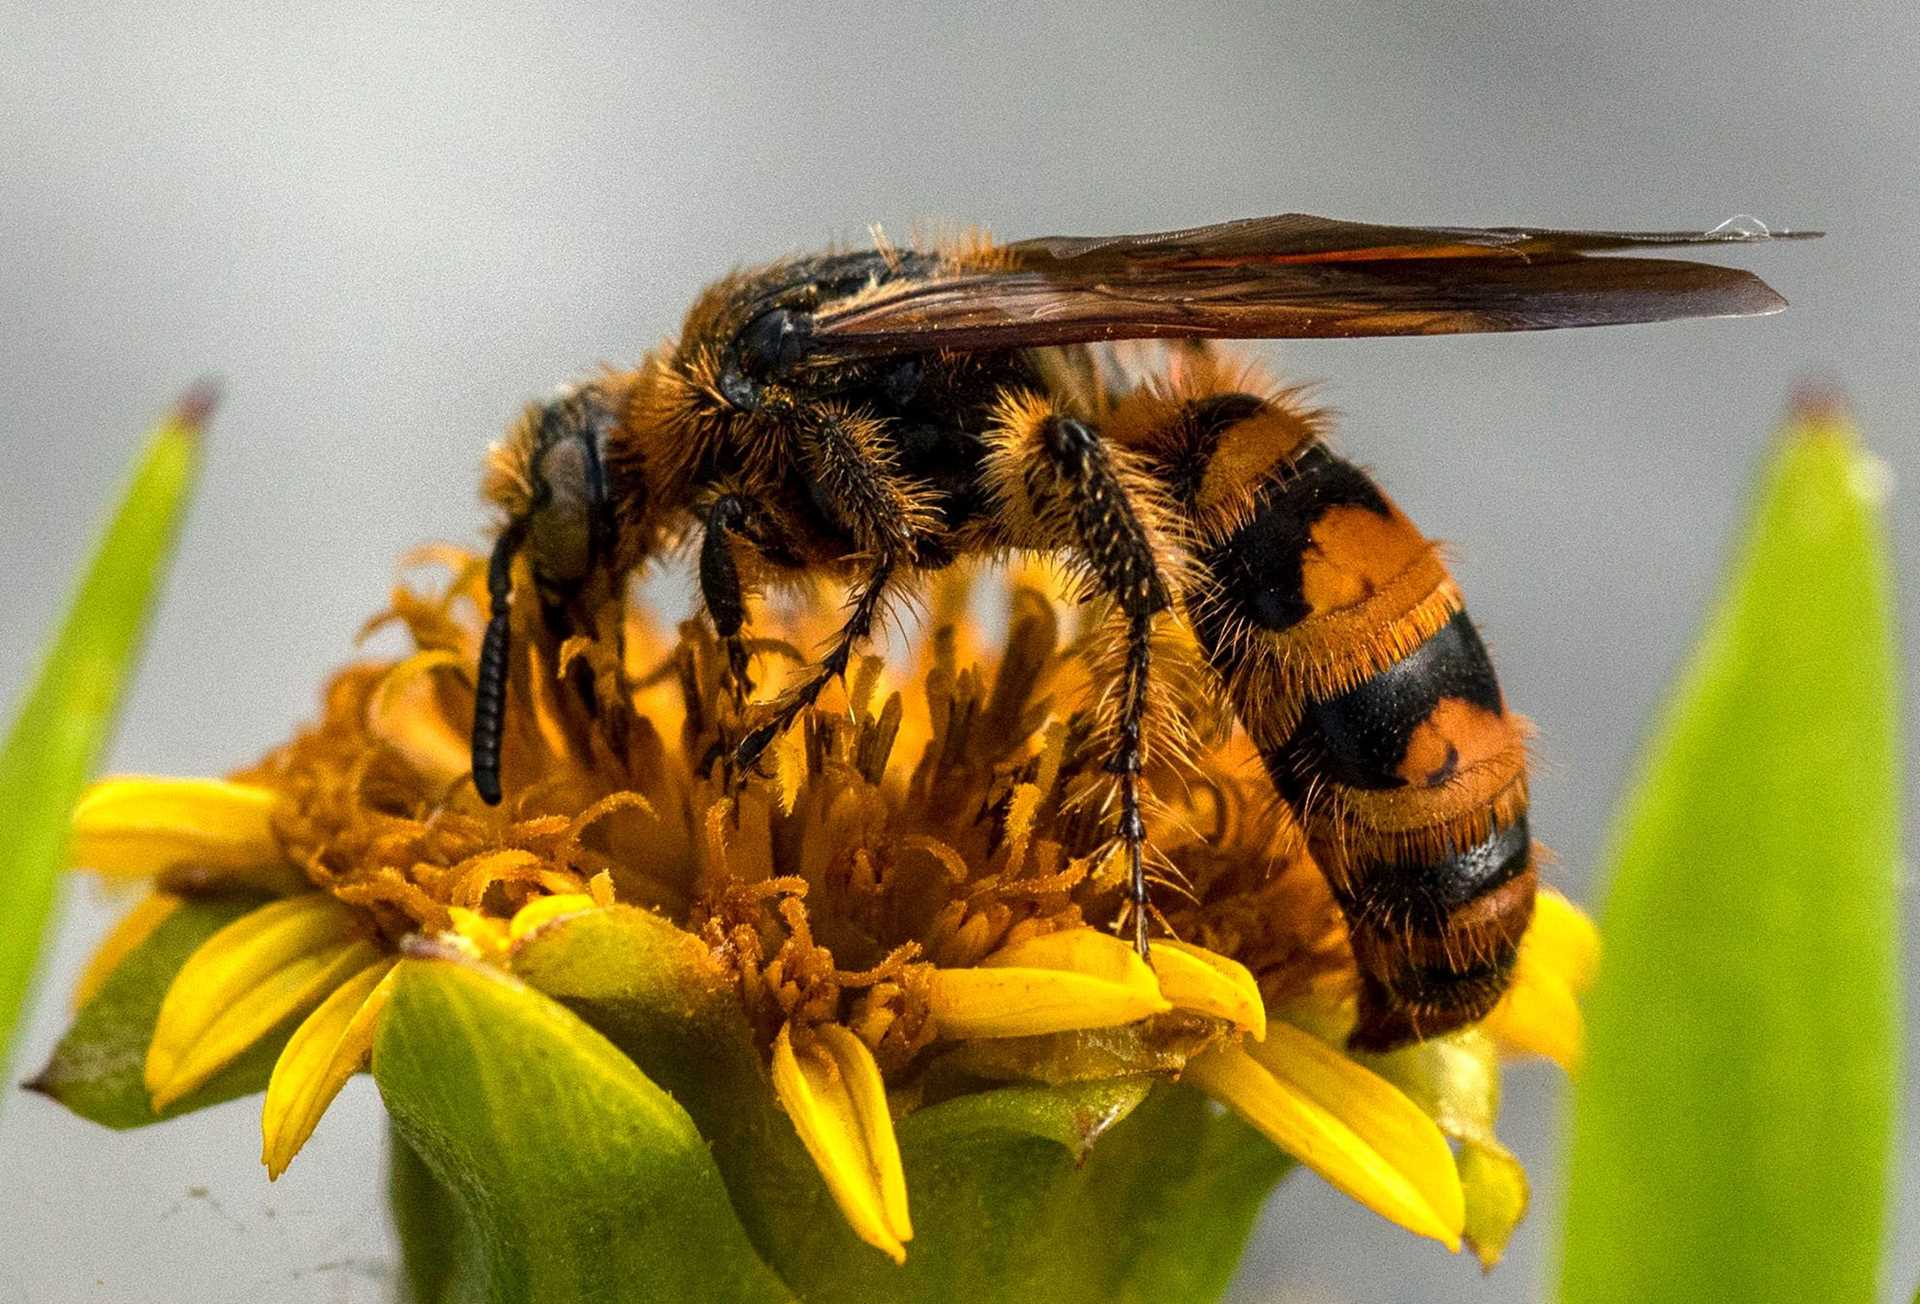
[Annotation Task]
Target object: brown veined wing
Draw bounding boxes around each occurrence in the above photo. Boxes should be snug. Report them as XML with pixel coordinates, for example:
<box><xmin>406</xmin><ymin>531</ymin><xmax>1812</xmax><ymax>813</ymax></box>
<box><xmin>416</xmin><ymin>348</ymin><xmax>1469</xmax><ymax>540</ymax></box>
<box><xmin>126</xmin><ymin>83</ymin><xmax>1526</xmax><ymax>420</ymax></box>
<box><xmin>807</xmin><ymin>213</ymin><xmax>1819</xmax><ymax>356</ymax></box>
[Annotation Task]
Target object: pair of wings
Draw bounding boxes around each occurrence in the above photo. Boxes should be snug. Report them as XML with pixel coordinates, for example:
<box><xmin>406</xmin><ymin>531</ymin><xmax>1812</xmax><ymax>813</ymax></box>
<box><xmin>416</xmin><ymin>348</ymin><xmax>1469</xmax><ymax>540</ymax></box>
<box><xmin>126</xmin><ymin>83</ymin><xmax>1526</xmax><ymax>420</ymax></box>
<box><xmin>807</xmin><ymin>213</ymin><xmax>1817</xmax><ymax>356</ymax></box>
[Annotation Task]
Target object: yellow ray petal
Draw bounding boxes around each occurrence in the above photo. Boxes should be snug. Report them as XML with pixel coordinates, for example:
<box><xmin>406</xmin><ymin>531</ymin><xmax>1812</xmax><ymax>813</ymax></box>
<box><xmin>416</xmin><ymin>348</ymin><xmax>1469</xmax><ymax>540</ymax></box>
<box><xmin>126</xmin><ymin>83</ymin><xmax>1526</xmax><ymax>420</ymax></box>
<box><xmin>146</xmin><ymin>894</ymin><xmax>368</xmax><ymax>1109</ymax></box>
<box><xmin>1480</xmin><ymin>957</ymin><xmax>1584</xmax><ymax>1070</ymax></box>
<box><xmin>71</xmin><ymin>776</ymin><xmax>301</xmax><ymax>894</ymax></box>
<box><xmin>1527</xmin><ymin>888</ymin><xmax>1600</xmax><ymax>993</ymax></box>
<box><xmin>771</xmin><ymin>1022</ymin><xmax>912</xmax><ymax>1263</ymax></box>
<box><xmin>1185</xmin><ymin>1029</ymin><xmax>1465</xmax><ymax>1250</ymax></box>
<box><xmin>817</xmin><ymin>1025</ymin><xmax>911</xmax><ymax>1247</ymax></box>
<box><xmin>154</xmin><ymin>937</ymin><xmax>382</xmax><ymax>1112</ymax></box>
<box><xmin>1360</xmin><ymin>1030</ymin><xmax>1527</xmax><ymax>1266</ymax></box>
<box><xmin>73</xmin><ymin>892</ymin><xmax>182</xmax><ymax>1010</ymax></box>
<box><xmin>261</xmin><ymin>957</ymin><xmax>401</xmax><ymax>1178</ymax></box>
<box><xmin>930</xmin><ymin>928</ymin><xmax>1171</xmax><ymax>1039</ymax></box>
<box><xmin>1151</xmin><ymin>940</ymin><xmax>1268</xmax><ymax>1039</ymax></box>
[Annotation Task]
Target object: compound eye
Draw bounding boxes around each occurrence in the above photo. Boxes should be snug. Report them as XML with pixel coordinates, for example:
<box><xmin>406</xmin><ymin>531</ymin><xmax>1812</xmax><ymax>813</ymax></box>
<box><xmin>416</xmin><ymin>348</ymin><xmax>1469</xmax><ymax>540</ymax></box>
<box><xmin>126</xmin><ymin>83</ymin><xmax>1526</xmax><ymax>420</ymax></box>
<box><xmin>527</xmin><ymin>434</ymin><xmax>596</xmax><ymax>590</ymax></box>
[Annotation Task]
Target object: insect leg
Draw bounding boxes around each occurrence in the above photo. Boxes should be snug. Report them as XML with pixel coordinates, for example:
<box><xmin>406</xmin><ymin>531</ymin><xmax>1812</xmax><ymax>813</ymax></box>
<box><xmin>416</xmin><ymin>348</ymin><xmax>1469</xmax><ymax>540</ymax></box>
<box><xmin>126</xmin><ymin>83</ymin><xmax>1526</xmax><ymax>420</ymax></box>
<box><xmin>792</xmin><ymin>402</ymin><xmax>933</xmax><ymax>558</ymax></box>
<box><xmin>729</xmin><ymin>405</ymin><xmax>927</xmax><ymax>772</ymax></box>
<box><xmin>699</xmin><ymin>494</ymin><xmax>759</xmax><ymax>701</ymax></box>
<box><xmin>985</xmin><ymin>392</ymin><xmax>1175</xmax><ymax>954</ymax></box>
<box><xmin>732</xmin><ymin>554</ymin><xmax>900</xmax><ymax>771</ymax></box>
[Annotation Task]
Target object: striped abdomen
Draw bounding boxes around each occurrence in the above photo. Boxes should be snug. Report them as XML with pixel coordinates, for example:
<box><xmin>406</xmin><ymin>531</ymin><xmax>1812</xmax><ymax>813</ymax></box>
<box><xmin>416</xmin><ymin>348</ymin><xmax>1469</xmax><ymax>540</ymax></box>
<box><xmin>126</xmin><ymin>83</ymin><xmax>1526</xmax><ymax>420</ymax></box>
<box><xmin>1117</xmin><ymin>366</ymin><xmax>1535</xmax><ymax>1049</ymax></box>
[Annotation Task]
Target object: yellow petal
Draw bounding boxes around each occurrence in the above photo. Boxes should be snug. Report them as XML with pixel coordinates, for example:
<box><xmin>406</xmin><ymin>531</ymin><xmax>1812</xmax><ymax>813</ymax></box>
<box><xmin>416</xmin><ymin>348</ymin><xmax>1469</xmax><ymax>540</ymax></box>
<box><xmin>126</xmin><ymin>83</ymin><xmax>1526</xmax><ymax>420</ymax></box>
<box><xmin>367</xmin><ymin>650</ymin><xmax>473</xmax><ymax>784</ymax></box>
<box><xmin>71</xmin><ymin>776</ymin><xmax>301</xmax><ymax>893</ymax></box>
<box><xmin>1481</xmin><ymin>957</ymin><xmax>1584</xmax><ymax>1070</ymax></box>
<box><xmin>771</xmin><ymin>1022</ymin><xmax>912</xmax><ymax>1263</ymax></box>
<box><xmin>155</xmin><ymin>937</ymin><xmax>382</xmax><ymax>1112</ymax></box>
<box><xmin>146</xmin><ymin>894</ymin><xmax>367</xmax><ymax>1109</ymax></box>
<box><xmin>1186</xmin><ymin>1029</ymin><xmax>1465</xmax><ymax>1251</ymax></box>
<box><xmin>1151</xmin><ymin>940</ymin><xmax>1268</xmax><ymax>1039</ymax></box>
<box><xmin>977</xmin><ymin>927</ymin><xmax>1152</xmax><ymax>977</ymax></box>
<box><xmin>1527</xmin><ymin>888</ymin><xmax>1600</xmax><ymax>994</ymax></box>
<box><xmin>73</xmin><ymin>892</ymin><xmax>182</xmax><ymax>1010</ymax></box>
<box><xmin>507</xmin><ymin>892</ymin><xmax>599</xmax><ymax>941</ymax></box>
<box><xmin>930</xmin><ymin>928</ymin><xmax>1171</xmax><ymax>1039</ymax></box>
<box><xmin>261</xmin><ymin>957</ymin><xmax>400</xmax><ymax>1178</ymax></box>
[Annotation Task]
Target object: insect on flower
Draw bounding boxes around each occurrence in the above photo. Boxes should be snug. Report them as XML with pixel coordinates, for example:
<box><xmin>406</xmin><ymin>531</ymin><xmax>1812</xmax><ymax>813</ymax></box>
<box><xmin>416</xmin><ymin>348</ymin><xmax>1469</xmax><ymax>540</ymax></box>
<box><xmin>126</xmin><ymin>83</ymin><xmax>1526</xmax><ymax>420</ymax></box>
<box><xmin>52</xmin><ymin>556</ymin><xmax>1600</xmax><ymax>1268</ymax></box>
<box><xmin>477</xmin><ymin>211</ymin><xmax>1811</xmax><ymax>1051</ymax></box>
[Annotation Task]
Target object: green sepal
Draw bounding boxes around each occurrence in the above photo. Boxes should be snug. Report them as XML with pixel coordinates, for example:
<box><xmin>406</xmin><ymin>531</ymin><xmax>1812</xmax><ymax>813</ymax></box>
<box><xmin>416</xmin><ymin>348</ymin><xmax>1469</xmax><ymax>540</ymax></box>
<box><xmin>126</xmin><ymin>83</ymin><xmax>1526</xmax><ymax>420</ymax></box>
<box><xmin>868</xmin><ymin>1080</ymin><xmax>1291</xmax><ymax>1304</ymax></box>
<box><xmin>1560</xmin><ymin>408</ymin><xmax>1903</xmax><ymax>1304</ymax></box>
<box><xmin>390</xmin><ymin>1120</ymin><xmax>485</xmax><ymax>1304</ymax></box>
<box><xmin>0</xmin><ymin>387</ymin><xmax>208</xmax><ymax>1084</ymax></box>
<box><xmin>1456</xmin><ymin>1140</ymin><xmax>1527</xmax><ymax>1270</ymax></box>
<box><xmin>508</xmin><ymin>905</ymin><xmax>875</xmax><ymax>1290</ymax></box>
<box><xmin>26</xmin><ymin>894</ymin><xmax>283</xmax><ymax>1127</ymax></box>
<box><xmin>506</xmin><ymin>906</ymin><xmax>1294</xmax><ymax>1303</ymax></box>
<box><xmin>373</xmin><ymin>952</ymin><xmax>792</xmax><ymax>1304</ymax></box>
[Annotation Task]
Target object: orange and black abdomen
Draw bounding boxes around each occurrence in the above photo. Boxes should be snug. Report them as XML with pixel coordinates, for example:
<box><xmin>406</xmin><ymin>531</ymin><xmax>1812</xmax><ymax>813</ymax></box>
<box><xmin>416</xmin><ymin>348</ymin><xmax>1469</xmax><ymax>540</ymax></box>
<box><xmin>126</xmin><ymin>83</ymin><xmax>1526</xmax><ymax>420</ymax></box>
<box><xmin>1265</xmin><ymin>600</ymin><xmax>1535</xmax><ymax>1049</ymax></box>
<box><xmin>1122</xmin><ymin>378</ymin><xmax>1535</xmax><ymax>1050</ymax></box>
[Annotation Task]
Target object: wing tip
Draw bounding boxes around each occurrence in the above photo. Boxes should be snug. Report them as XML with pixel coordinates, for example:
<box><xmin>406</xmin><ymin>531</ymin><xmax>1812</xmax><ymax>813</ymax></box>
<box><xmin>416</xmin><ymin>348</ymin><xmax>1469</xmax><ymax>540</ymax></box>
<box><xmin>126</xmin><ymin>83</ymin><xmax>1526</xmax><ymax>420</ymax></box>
<box><xmin>1726</xmin><ymin>276</ymin><xmax>1790</xmax><ymax>316</ymax></box>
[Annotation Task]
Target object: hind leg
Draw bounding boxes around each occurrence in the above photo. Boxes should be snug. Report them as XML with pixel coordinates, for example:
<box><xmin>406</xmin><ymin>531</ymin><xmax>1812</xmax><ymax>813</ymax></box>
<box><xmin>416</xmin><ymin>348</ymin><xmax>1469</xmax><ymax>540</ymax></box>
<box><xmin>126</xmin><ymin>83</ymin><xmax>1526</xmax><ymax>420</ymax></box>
<box><xmin>984</xmin><ymin>390</ymin><xmax>1177</xmax><ymax>953</ymax></box>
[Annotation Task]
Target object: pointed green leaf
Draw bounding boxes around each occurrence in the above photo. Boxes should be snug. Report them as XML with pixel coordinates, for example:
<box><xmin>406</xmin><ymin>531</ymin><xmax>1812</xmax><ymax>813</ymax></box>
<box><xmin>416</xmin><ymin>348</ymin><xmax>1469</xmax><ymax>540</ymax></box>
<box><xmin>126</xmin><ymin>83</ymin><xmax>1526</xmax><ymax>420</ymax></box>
<box><xmin>27</xmin><ymin>893</ymin><xmax>282</xmax><ymax>1127</ymax></box>
<box><xmin>372</xmin><ymin>954</ymin><xmax>791</xmax><ymax>1304</ymax></box>
<box><xmin>508</xmin><ymin>907</ymin><xmax>1294</xmax><ymax>1302</ymax></box>
<box><xmin>0</xmin><ymin>385</ymin><xmax>210</xmax><ymax>1085</ymax></box>
<box><xmin>1560</xmin><ymin>405</ymin><xmax>1902</xmax><ymax>1304</ymax></box>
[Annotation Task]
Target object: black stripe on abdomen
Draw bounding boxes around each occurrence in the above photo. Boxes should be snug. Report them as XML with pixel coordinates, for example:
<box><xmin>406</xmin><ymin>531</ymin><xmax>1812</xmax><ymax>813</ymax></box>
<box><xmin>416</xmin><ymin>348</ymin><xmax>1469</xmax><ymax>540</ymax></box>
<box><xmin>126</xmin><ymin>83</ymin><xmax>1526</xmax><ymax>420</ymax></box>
<box><xmin>1267</xmin><ymin>610</ymin><xmax>1505</xmax><ymax>797</ymax></box>
<box><xmin>1333</xmin><ymin>816</ymin><xmax>1533</xmax><ymax>936</ymax></box>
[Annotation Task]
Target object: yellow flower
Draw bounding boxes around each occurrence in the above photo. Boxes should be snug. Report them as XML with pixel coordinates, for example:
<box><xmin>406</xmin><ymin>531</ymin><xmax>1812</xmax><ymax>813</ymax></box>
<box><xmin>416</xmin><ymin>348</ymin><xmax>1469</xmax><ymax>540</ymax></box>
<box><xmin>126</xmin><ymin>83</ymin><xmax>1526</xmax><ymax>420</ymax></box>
<box><xmin>61</xmin><ymin>551</ymin><xmax>1596</xmax><ymax>1269</ymax></box>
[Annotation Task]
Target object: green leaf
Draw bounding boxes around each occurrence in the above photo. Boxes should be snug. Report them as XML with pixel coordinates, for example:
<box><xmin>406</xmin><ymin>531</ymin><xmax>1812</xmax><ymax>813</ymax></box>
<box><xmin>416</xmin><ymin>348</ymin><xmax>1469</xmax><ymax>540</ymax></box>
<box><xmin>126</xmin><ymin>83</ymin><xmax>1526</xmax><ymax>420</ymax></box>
<box><xmin>373</xmin><ymin>953</ymin><xmax>792</xmax><ymax>1304</ymax></box>
<box><xmin>507</xmin><ymin>907</ymin><xmax>1294</xmax><ymax>1303</ymax></box>
<box><xmin>1560</xmin><ymin>405</ymin><xmax>1902</xmax><ymax>1304</ymax></box>
<box><xmin>26</xmin><ymin>894</ymin><xmax>280</xmax><ymax>1127</ymax></box>
<box><xmin>0</xmin><ymin>385</ymin><xmax>210</xmax><ymax>1084</ymax></box>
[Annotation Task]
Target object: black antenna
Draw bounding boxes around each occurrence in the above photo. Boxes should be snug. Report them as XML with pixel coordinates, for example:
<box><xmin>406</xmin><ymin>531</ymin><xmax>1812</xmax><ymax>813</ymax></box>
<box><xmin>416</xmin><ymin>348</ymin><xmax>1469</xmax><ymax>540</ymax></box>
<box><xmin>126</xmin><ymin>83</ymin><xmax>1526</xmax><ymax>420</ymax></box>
<box><xmin>472</xmin><ymin>520</ymin><xmax>527</xmax><ymax>805</ymax></box>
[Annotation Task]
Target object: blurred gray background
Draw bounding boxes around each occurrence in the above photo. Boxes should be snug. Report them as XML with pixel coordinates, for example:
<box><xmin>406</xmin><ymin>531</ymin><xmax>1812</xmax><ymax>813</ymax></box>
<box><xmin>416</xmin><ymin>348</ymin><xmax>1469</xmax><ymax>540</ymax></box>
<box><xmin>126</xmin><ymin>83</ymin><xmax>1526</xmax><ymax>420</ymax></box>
<box><xmin>2</xmin><ymin>1</ymin><xmax>1914</xmax><ymax>1300</ymax></box>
